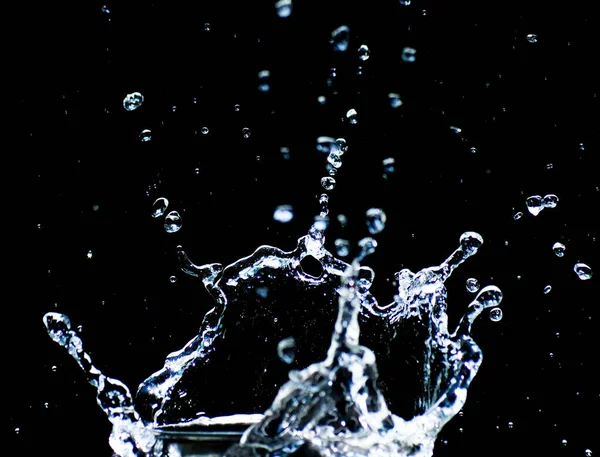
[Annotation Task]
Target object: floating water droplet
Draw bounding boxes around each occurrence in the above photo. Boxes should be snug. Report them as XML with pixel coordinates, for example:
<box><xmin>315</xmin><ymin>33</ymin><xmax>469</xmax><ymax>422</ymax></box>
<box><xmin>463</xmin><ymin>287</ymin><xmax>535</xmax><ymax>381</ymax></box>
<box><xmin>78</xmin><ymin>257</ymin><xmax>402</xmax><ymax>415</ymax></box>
<box><xmin>334</xmin><ymin>239</ymin><xmax>350</xmax><ymax>257</ymax></box>
<box><xmin>542</xmin><ymin>194</ymin><xmax>559</xmax><ymax>209</ymax></box>
<box><xmin>139</xmin><ymin>129</ymin><xmax>152</xmax><ymax>142</ymax></box>
<box><xmin>317</xmin><ymin>95</ymin><xmax>326</xmax><ymax>105</ymax></box>
<box><xmin>399</xmin><ymin>0</ymin><xmax>411</xmax><ymax>5</ymax></box>
<box><xmin>401</xmin><ymin>47</ymin><xmax>417</xmax><ymax>62</ymax></box>
<box><xmin>561</xmin><ymin>439</ymin><xmax>568</xmax><ymax>446</ymax></box>
<box><xmin>337</xmin><ymin>214</ymin><xmax>347</xmax><ymax>227</ymax></box>
<box><xmin>280</xmin><ymin>147</ymin><xmax>290</xmax><ymax>160</ymax></box>
<box><xmin>382</xmin><ymin>157</ymin><xmax>395</xmax><ymax>175</ymax></box>
<box><xmin>513</xmin><ymin>211</ymin><xmax>523</xmax><ymax>220</ymax></box>
<box><xmin>327</xmin><ymin>150</ymin><xmax>343</xmax><ymax>168</ymax></box>
<box><xmin>574</xmin><ymin>263</ymin><xmax>593</xmax><ymax>280</ymax></box>
<box><xmin>552</xmin><ymin>242</ymin><xmax>566</xmax><ymax>257</ymax></box>
<box><xmin>275</xmin><ymin>0</ymin><xmax>292</xmax><ymax>17</ymax></box>
<box><xmin>544</xmin><ymin>285</ymin><xmax>552</xmax><ymax>294</ymax></box>
<box><xmin>312</xmin><ymin>215</ymin><xmax>329</xmax><ymax>232</ymax></box>
<box><xmin>242</xmin><ymin>128</ymin><xmax>251</xmax><ymax>138</ymax></box>
<box><xmin>388</xmin><ymin>93</ymin><xmax>403</xmax><ymax>108</ymax></box>
<box><xmin>526</xmin><ymin>195</ymin><xmax>543</xmax><ymax>216</ymax></box>
<box><xmin>204</xmin><ymin>23</ymin><xmax>211</xmax><ymax>32</ymax></box>
<box><xmin>508</xmin><ymin>421</ymin><xmax>514</xmax><ymax>429</ymax></box>
<box><xmin>321</xmin><ymin>176</ymin><xmax>336</xmax><ymax>190</ymax></box>
<box><xmin>358</xmin><ymin>237</ymin><xmax>377</xmax><ymax>257</ymax></box>
<box><xmin>277</xmin><ymin>337</ymin><xmax>296</xmax><ymax>364</ymax></box>
<box><xmin>450</xmin><ymin>126</ymin><xmax>462</xmax><ymax>134</ymax></box>
<box><xmin>526</xmin><ymin>34</ymin><xmax>538</xmax><ymax>43</ymax></box>
<box><xmin>233</xmin><ymin>104</ymin><xmax>240</xmax><ymax>112</ymax></box>
<box><xmin>258</xmin><ymin>70</ymin><xmax>271</xmax><ymax>92</ymax></box>
<box><xmin>164</xmin><ymin>211</ymin><xmax>182</xmax><ymax>233</ymax></box>
<box><xmin>489</xmin><ymin>307</ymin><xmax>503</xmax><ymax>322</ymax></box>
<box><xmin>51</xmin><ymin>365</ymin><xmax>57</xmax><ymax>372</ymax></box>
<box><xmin>335</xmin><ymin>138</ymin><xmax>348</xmax><ymax>154</ymax></box>
<box><xmin>319</xmin><ymin>194</ymin><xmax>329</xmax><ymax>217</ymax></box>
<box><xmin>477</xmin><ymin>286</ymin><xmax>503</xmax><ymax>308</ymax></box>
<box><xmin>365</xmin><ymin>208</ymin><xmax>386</xmax><ymax>234</ymax></box>
<box><xmin>585</xmin><ymin>449</ymin><xmax>592</xmax><ymax>457</ymax></box>
<box><xmin>123</xmin><ymin>92</ymin><xmax>144</xmax><ymax>111</ymax></box>
<box><xmin>101</xmin><ymin>5</ymin><xmax>110</xmax><ymax>14</ymax></box>
<box><xmin>86</xmin><ymin>250</ymin><xmax>93</xmax><ymax>259</ymax></box>
<box><xmin>151</xmin><ymin>198</ymin><xmax>169</xmax><ymax>218</ymax></box>
<box><xmin>273</xmin><ymin>205</ymin><xmax>294</xmax><ymax>223</ymax></box>
<box><xmin>546</xmin><ymin>163</ymin><xmax>554</xmax><ymax>170</ymax></box>
<box><xmin>466</xmin><ymin>278</ymin><xmax>480</xmax><ymax>293</ymax></box>
<box><xmin>460</xmin><ymin>231</ymin><xmax>484</xmax><ymax>256</ymax></box>
<box><xmin>169</xmin><ymin>276</ymin><xmax>177</xmax><ymax>284</ymax></box>
<box><xmin>14</xmin><ymin>427</ymin><xmax>20</xmax><ymax>435</ymax></box>
<box><xmin>346</xmin><ymin>108</ymin><xmax>358</xmax><ymax>124</ymax></box>
<box><xmin>358</xmin><ymin>44</ymin><xmax>370</xmax><ymax>61</ymax></box>
<box><xmin>330</xmin><ymin>25</ymin><xmax>350</xmax><ymax>52</ymax></box>
<box><xmin>201</xmin><ymin>126</ymin><xmax>209</xmax><ymax>135</ymax></box>
<box><xmin>43</xmin><ymin>312</ymin><xmax>72</xmax><ymax>345</ymax></box>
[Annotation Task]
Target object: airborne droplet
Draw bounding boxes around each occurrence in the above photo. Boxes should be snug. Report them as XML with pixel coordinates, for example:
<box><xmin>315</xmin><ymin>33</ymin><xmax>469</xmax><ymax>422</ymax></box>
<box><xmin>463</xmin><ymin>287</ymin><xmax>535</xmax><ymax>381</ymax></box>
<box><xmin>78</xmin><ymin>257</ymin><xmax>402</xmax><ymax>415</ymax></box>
<box><xmin>365</xmin><ymin>208</ymin><xmax>387</xmax><ymax>234</ymax></box>
<box><xmin>258</xmin><ymin>70</ymin><xmax>271</xmax><ymax>92</ymax></box>
<box><xmin>573</xmin><ymin>263</ymin><xmax>593</xmax><ymax>280</ymax></box>
<box><xmin>358</xmin><ymin>44</ymin><xmax>370</xmax><ymax>61</ymax></box>
<box><xmin>488</xmin><ymin>307</ymin><xmax>503</xmax><ymax>322</ymax></box>
<box><xmin>139</xmin><ymin>129</ymin><xmax>152</xmax><ymax>142</ymax></box>
<box><xmin>334</xmin><ymin>239</ymin><xmax>350</xmax><ymax>257</ymax></box>
<box><xmin>459</xmin><ymin>231</ymin><xmax>484</xmax><ymax>256</ymax></box>
<box><xmin>526</xmin><ymin>33</ymin><xmax>538</xmax><ymax>43</ymax></box>
<box><xmin>552</xmin><ymin>242</ymin><xmax>566</xmax><ymax>257</ymax></box>
<box><xmin>330</xmin><ymin>25</ymin><xmax>350</xmax><ymax>52</ymax></box>
<box><xmin>151</xmin><ymin>198</ymin><xmax>169</xmax><ymax>218</ymax></box>
<box><xmin>525</xmin><ymin>195</ymin><xmax>543</xmax><ymax>216</ymax></box>
<box><xmin>401</xmin><ymin>47</ymin><xmax>417</xmax><ymax>62</ymax></box>
<box><xmin>466</xmin><ymin>278</ymin><xmax>480</xmax><ymax>293</ymax></box>
<box><xmin>321</xmin><ymin>176</ymin><xmax>336</xmax><ymax>191</ymax></box>
<box><xmin>123</xmin><ymin>92</ymin><xmax>144</xmax><ymax>111</ymax></box>
<box><xmin>164</xmin><ymin>211</ymin><xmax>182</xmax><ymax>233</ymax></box>
<box><xmin>273</xmin><ymin>205</ymin><xmax>294</xmax><ymax>223</ymax></box>
<box><xmin>346</xmin><ymin>108</ymin><xmax>358</xmax><ymax>124</ymax></box>
<box><xmin>275</xmin><ymin>0</ymin><xmax>292</xmax><ymax>18</ymax></box>
<box><xmin>543</xmin><ymin>285</ymin><xmax>552</xmax><ymax>294</ymax></box>
<box><xmin>277</xmin><ymin>337</ymin><xmax>296</xmax><ymax>364</ymax></box>
<box><xmin>542</xmin><ymin>194</ymin><xmax>559</xmax><ymax>209</ymax></box>
<box><xmin>388</xmin><ymin>93</ymin><xmax>403</xmax><ymax>108</ymax></box>
<box><xmin>242</xmin><ymin>128</ymin><xmax>251</xmax><ymax>138</ymax></box>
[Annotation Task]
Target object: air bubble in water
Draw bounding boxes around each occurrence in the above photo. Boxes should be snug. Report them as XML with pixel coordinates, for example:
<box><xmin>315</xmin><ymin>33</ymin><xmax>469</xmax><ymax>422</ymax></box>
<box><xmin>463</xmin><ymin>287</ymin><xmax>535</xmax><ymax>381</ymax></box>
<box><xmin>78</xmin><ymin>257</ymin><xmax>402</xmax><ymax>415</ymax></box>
<box><xmin>544</xmin><ymin>285</ymin><xmax>552</xmax><ymax>294</ymax></box>
<box><xmin>526</xmin><ymin>34</ymin><xmax>538</xmax><ymax>43</ymax></box>
<box><xmin>273</xmin><ymin>205</ymin><xmax>294</xmax><ymax>223</ymax></box>
<box><xmin>330</xmin><ymin>25</ymin><xmax>350</xmax><ymax>52</ymax></box>
<box><xmin>513</xmin><ymin>212</ymin><xmax>523</xmax><ymax>220</ymax></box>
<box><xmin>542</xmin><ymin>194</ymin><xmax>559</xmax><ymax>209</ymax></box>
<box><xmin>526</xmin><ymin>195</ymin><xmax>543</xmax><ymax>216</ymax></box>
<box><xmin>275</xmin><ymin>0</ymin><xmax>292</xmax><ymax>18</ymax></box>
<box><xmin>321</xmin><ymin>176</ymin><xmax>336</xmax><ymax>190</ymax></box>
<box><xmin>358</xmin><ymin>44</ymin><xmax>370</xmax><ymax>61</ymax></box>
<box><xmin>164</xmin><ymin>211</ymin><xmax>182</xmax><ymax>233</ymax></box>
<box><xmin>277</xmin><ymin>337</ymin><xmax>296</xmax><ymax>364</ymax></box>
<box><xmin>242</xmin><ymin>128</ymin><xmax>251</xmax><ymax>138</ymax></box>
<box><xmin>365</xmin><ymin>208</ymin><xmax>386</xmax><ymax>234</ymax></box>
<box><xmin>346</xmin><ymin>108</ymin><xmax>358</xmax><ymax>124</ymax></box>
<box><xmin>258</xmin><ymin>70</ymin><xmax>271</xmax><ymax>92</ymax></box>
<box><xmin>466</xmin><ymin>278</ymin><xmax>480</xmax><ymax>293</ymax></box>
<box><xmin>401</xmin><ymin>47</ymin><xmax>417</xmax><ymax>62</ymax></box>
<box><xmin>151</xmin><ymin>198</ymin><xmax>169</xmax><ymax>218</ymax></box>
<box><xmin>123</xmin><ymin>92</ymin><xmax>144</xmax><ymax>111</ymax></box>
<box><xmin>553</xmin><ymin>242</ymin><xmax>566</xmax><ymax>257</ymax></box>
<box><xmin>489</xmin><ymin>307</ymin><xmax>503</xmax><ymax>322</ymax></box>
<box><xmin>139</xmin><ymin>129</ymin><xmax>152</xmax><ymax>142</ymax></box>
<box><xmin>334</xmin><ymin>239</ymin><xmax>350</xmax><ymax>257</ymax></box>
<box><xmin>388</xmin><ymin>93</ymin><xmax>403</xmax><ymax>108</ymax></box>
<box><xmin>574</xmin><ymin>263</ymin><xmax>593</xmax><ymax>280</ymax></box>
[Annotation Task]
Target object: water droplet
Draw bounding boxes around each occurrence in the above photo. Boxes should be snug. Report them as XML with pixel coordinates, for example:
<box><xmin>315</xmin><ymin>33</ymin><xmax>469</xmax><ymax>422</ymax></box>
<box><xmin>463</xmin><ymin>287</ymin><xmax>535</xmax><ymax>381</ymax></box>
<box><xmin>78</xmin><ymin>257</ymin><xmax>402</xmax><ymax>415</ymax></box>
<box><xmin>204</xmin><ymin>23</ymin><xmax>211</xmax><ymax>32</ymax></box>
<box><xmin>585</xmin><ymin>449</ymin><xmax>592</xmax><ymax>457</ymax></box>
<box><xmin>321</xmin><ymin>176</ymin><xmax>336</xmax><ymax>191</ymax></box>
<box><xmin>489</xmin><ymin>307</ymin><xmax>503</xmax><ymax>322</ymax></box>
<box><xmin>450</xmin><ymin>126</ymin><xmax>462</xmax><ymax>134</ymax></box>
<box><xmin>319</xmin><ymin>194</ymin><xmax>329</xmax><ymax>217</ymax></box>
<box><xmin>544</xmin><ymin>285</ymin><xmax>552</xmax><ymax>294</ymax></box>
<box><xmin>51</xmin><ymin>365</ymin><xmax>57</xmax><ymax>372</ymax></box>
<box><xmin>123</xmin><ymin>92</ymin><xmax>144</xmax><ymax>111</ymax></box>
<box><xmin>327</xmin><ymin>150</ymin><xmax>343</xmax><ymax>168</ymax></box>
<box><xmin>86</xmin><ymin>250</ymin><xmax>93</xmax><ymax>259</ymax></box>
<box><xmin>151</xmin><ymin>198</ymin><xmax>169</xmax><ymax>218</ymax></box>
<box><xmin>401</xmin><ymin>47</ymin><xmax>417</xmax><ymax>63</ymax></box>
<box><xmin>277</xmin><ymin>337</ymin><xmax>296</xmax><ymax>364</ymax></box>
<box><xmin>546</xmin><ymin>163</ymin><xmax>554</xmax><ymax>170</ymax></box>
<box><xmin>273</xmin><ymin>205</ymin><xmax>294</xmax><ymax>223</ymax></box>
<box><xmin>275</xmin><ymin>0</ymin><xmax>292</xmax><ymax>17</ymax></box>
<box><xmin>330</xmin><ymin>25</ymin><xmax>350</xmax><ymax>52</ymax></box>
<box><xmin>579</xmin><ymin>142</ymin><xmax>585</xmax><ymax>150</ymax></box>
<box><xmin>382</xmin><ymin>157</ymin><xmax>395</xmax><ymax>175</ymax></box>
<box><xmin>366</xmin><ymin>208</ymin><xmax>387</xmax><ymax>234</ymax></box>
<box><xmin>335</xmin><ymin>138</ymin><xmax>348</xmax><ymax>154</ymax></box>
<box><xmin>470</xmin><ymin>147</ymin><xmax>477</xmax><ymax>153</ymax></box>
<box><xmin>101</xmin><ymin>5</ymin><xmax>110</xmax><ymax>14</ymax></box>
<box><xmin>574</xmin><ymin>263</ymin><xmax>593</xmax><ymax>280</ymax></box>
<box><xmin>169</xmin><ymin>276</ymin><xmax>177</xmax><ymax>283</ymax></box>
<box><xmin>139</xmin><ymin>129</ymin><xmax>152</xmax><ymax>142</ymax></box>
<box><xmin>399</xmin><ymin>0</ymin><xmax>411</xmax><ymax>5</ymax></box>
<box><xmin>542</xmin><ymin>194</ymin><xmax>559</xmax><ymax>209</ymax></box>
<box><xmin>258</xmin><ymin>70</ymin><xmax>271</xmax><ymax>92</ymax></box>
<box><xmin>242</xmin><ymin>128</ymin><xmax>251</xmax><ymax>138</ymax></box>
<box><xmin>513</xmin><ymin>211</ymin><xmax>523</xmax><ymax>220</ymax></box>
<box><xmin>388</xmin><ymin>93</ymin><xmax>403</xmax><ymax>108</ymax></box>
<box><xmin>234</xmin><ymin>104</ymin><xmax>241</xmax><ymax>112</ymax></box>
<box><xmin>561</xmin><ymin>439</ymin><xmax>568</xmax><ymax>446</ymax></box>
<box><xmin>335</xmin><ymin>239</ymin><xmax>350</xmax><ymax>257</ymax></box>
<box><xmin>312</xmin><ymin>216</ymin><xmax>329</xmax><ymax>232</ymax></box>
<box><xmin>466</xmin><ymin>278</ymin><xmax>480</xmax><ymax>293</ymax></box>
<box><xmin>526</xmin><ymin>34</ymin><xmax>538</xmax><ymax>43</ymax></box>
<box><xmin>358</xmin><ymin>44</ymin><xmax>370</xmax><ymax>61</ymax></box>
<box><xmin>358</xmin><ymin>237</ymin><xmax>377</xmax><ymax>257</ymax></box>
<box><xmin>508</xmin><ymin>421</ymin><xmax>514</xmax><ymax>429</ymax></box>
<box><xmin>346</xmin><ymin>108</ymin><xmax>358</xmax><ymax>124</ymax></box>
<box><xmin>337</xmin><ymin>214</ymin><xmax>347</xmax><ymax>227</ymax></box>
<box><xmin>526</xmin><ymin>195</ymin><xmax>543</xmax><ymax>216</ymax></box>
<box><xmin>195</xmin><ymin>167</ymin><xmax>200</xmax><ymax>175</ymax></box>
<box><xmin>256</xmin><ymin>287</ymin><xmax>269</xmax><ymax>299</ymax></box>
<box><xmin>164</xmin><ymin>211</ymin><xmax>182</xmax><ymax>233</ymax></box>
<box><xmin>317</xmin><ymin>95</ymin><xmax>327</xmax><ymax>105</ymax></box>
<box><xmin>460</xmin><ymin>231</ymin><xmax>484</xmax><ymax>256</ymax></box>
<box><xmin>14</xmin><ymin>427</ymin><xmax>20</xmax><ymax>435</ymax></box>
<box><xmin>477</xmin><ymin>286</ymin><xmax>503</xmax><ymax>308</ymax></box>
<box><xmin>280</xmin><ymin>147</ymin><xmax>290</xmax><ymax>160</ymax></box>
<box><xmin>201</xmin><ymin>126</ymin><xmax>209</xmax><ymax>135</ymax></box>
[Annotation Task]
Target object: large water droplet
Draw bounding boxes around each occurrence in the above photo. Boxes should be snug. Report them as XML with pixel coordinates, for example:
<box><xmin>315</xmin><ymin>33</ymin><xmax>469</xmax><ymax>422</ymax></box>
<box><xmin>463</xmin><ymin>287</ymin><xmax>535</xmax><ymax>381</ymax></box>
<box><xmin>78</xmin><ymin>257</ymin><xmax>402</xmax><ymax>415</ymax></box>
<box><xmin>164</xmin><ymin>211</ymin><xmax>182</xmax><ymax>233</ymax></box>
<box><xmin>553</xmin><ymin>242</ymin><xmax>566</xmax><ymax>257</ymax></box>
<box><xmin>330</xmin><ymin>25</ymin><xmax>350</xmax><ymax>52</ymax></box>
<box><xmin>526</xmin><ymin>195</ymin><xmax>543</xmax><ymax>216</ymax></box>
<box><xmin>273</xmin><ymin>205</ymin><xmax>294</xmax><ymax>223</ymax></box>
<box><xmin>275</xmin><ymin>0</ymin><xmax>292</xmax><ymax>18</ymax></box>
<box><xmin>574</xmin><ymin>263</ymin><xmax>593</xmax><ymax>280</ymax></box>
<box><xmin>542</xmin><ymin>194</ymin><xmax>559</xmax><ymax>209</ymax></box>
<box><xmin>366</xmin><ymin>208</ymin><xmax>387</xmax><ymax>234</ymax></box>
<box><xmin>460</xmin><ymin>231</ymin><xmax>484</xmax><ymax>256</ymax></box>
<box><xmin>277</xmin><ymin>337</ymin><xmax>296</xmax><ymax>364</ymax></box>
<box><xmin>476</xmin><ymin>285</ymin><xmax>503</xmax><ymax>308</ymax></box>
<box><xmin>358</xmin><ymin>44</ymin><xmax>370</xmax><ymax>61</ymax></box>
<box><xmin>123</xmin><ymin>92</ymin><xmax>144</xmax><ymax>111</ymax></box>
<box><xmin>488</xmin><ymin>307</ymin><xmax>503</xmax><ymax>322</ymax></box>
<box><xmin>327</xmin><ymin>150</ymin><xmax>343</xmax><ymax>168</ymax></box>
<box><xmin>346</xmin><ymin>108</ymin><xmax>358</xmax><ymax>124</ymax></box>
<box><xmin>466</xmin><ymin>278</ymin><xmax>480</xmax><ymax>293</ymax></box>
<box><xmin>334</xmin><ymin>239</ymin><xmax>350</xmax><ymax>257</ymax></box>
<box><xmin>388</xmin><ymin>93</ymin><xmax>403</xmax><ymax>108</ymax></box>
<box><xmin>151</xmin><ymin>197</ymin><xmax>169</xmax><ymax>218</ymax></box>
<box><xmin>321</xmin><ymin>176</ymin><xmax>336</xmax><ymax>191</ymax></box>
<box><xmin>401</xmin><ymin>47</ymin><xmax>417</xmax><ymax>62</ymax></box>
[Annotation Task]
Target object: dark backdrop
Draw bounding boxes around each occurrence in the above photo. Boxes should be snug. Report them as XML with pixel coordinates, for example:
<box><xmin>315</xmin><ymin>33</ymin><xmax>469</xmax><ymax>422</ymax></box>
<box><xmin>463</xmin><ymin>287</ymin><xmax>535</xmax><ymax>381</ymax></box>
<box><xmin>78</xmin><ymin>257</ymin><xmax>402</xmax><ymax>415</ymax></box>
<box><xmin>12</xmin><ymin>1</ymin><xmax>598</xmax><ymax>456</ymax></box>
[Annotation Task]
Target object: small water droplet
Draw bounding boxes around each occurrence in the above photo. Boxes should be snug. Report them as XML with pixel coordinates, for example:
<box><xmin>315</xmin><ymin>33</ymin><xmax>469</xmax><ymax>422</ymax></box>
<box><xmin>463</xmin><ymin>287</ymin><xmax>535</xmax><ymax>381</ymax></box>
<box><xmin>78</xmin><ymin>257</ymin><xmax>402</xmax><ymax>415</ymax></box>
<box><xmin>335</xmin><ymin>239</ymin><xmax>350</xmax><ymax>257</ymax></box>
<box><xmin>466</xmin><ymin>278</ymin><xmax>480</xmax><ymax>293</ymax></box>
<box><xmin>275</xmin><ymin>0</ymin><xmax>292</xmax><ymax>18</ymax></box>
<box><xmin>574</xmin><ymin>263</ymin><xmax>593</xmax><ymax>280</ymax></box>
<box><xmin>513</xmin><ymin>211</ymin><xmax>523</xmax><ymax>220</ymax></box>
<box><xmin>585</xmin><ymin>449</ymin><xmax>592</xmax><ymax>457</ymax></box>
<box><xmin>139</xmin><ymin>129</ymin><xmax>152</xmax><ymax>142</ymax></box>
<box><xmin>561</xmin><ymin>439</ymin><xmax>567</xmax><ymax>446</ymax></box>
<box><xmin>399</xmin><ymin>0</ymin><xmax>411</xmax><ymax>5</ymax></box>
<box><xmin>242</xmin><ymin>127</ymin><xmax>251</xmax><ymax>138</ymax></box>
<box><xmin>366</xmin><ymin>208</ymin><xmax>386</xmax><ymax>234</ymax></box>
<box><xmin>489</xmin><ymin>307</ymin><xmax>503</xmax><ymax>322</ymax></box>
<box><xmin>321</xmin><ymin>176</ymin><xmax>336</xmax><ymax>191</ymax></box>
<box><xmin>169</xmin><ymin>275</ymin><xmax>177</xmax><ymax>283</ymax></box>
<box><xmin>14</xmin><ymin>427</ymin><xmax>20</xmax><ymax>435</ymax></box>
<box><xmin>123</xmin><ymin>92</ymin><xmax>144</xmax><ymax>111</ymax></box>
<box><xmin>330</xmin><ymin>25</ymin><xmax>350</xmax><ymax>52</ymax></box>
<box><xmin>273</xmin><ymin>205</ymin><xmax>294</xmax><ymax>223</ymax></box>
<box><xmin>51</xmin><ymin>365</ymin><xmax>57</xmax><ymax>372</ymax></box>
<box><xmin>470</xmin><ymin>147</ymin><xmax>477</xmax><ymax>153</ymax></box>
<box><xmin>258</xmin><ymin>70</ymin><xmax>271</xmax><ymax>92</ymax></box>
<box><xmin>450</xmin><ymin>126</ymin><xmax>462</xmax><ymax>134</ymax></box>
<box><xmin>317</xmin><ymin>95</ymin><xmax>327</xmax><ymax>105</ymax></box>
<box><xmin>401</xmin><ymin>47</ymin><xmax>417</xmax><ymax>62</ymax></box>
<box><xmin>544</xmin><ymin>285</ymin><xmax>552</xmax><ymax>294</ymax></box>
<box><xmin>508</xmin><ymin>421</ymin><xmax>514</xmax><ymax>429</ymax></box>
<box><xmin>201</xmin><ymin>126</ymin><xmax>209</xmax><ymax>135</ymax></box>
<box><xmin>151</xmin><ymin>198</ymin><xmax>169</xmax><ymax>218</ymax></box>
<box><xmin>204</xmin><ymin>23</ymin><xmax>211</xmax><ymax>32</ymax></box>
<box><xmin>358</xmin><ymin>44</ymin><xmax>370</xmax><ymax>61</ymax></box>
<box><xmin>195</xmin><ymin>167</ymin><xmax>200</xmax><ymax>175</ymax></box>
<box><xmin>233</xmin><ymin>104</ymin><xmax>240</xmax><ymax>112</ymax></box>
<box><xmin>546</xmin><ymin>163</ymin><xmax>554</xmax><ymax>170</ymax></box>
<box><xmin>358</xmin><ymin>237</ymin><xmax>377</xmax><ymax>257</ymax></box>
<box><xmin>164</xmin><ymin>211</ymin><xmax>182</xmax><ymax>233</ymax></box>
<box><xmin>313</xmin><ymin>216</ymin><xmax>329</xmax><ymax>232</ymax></box>
<box><xmin>101</xmin><ymin>5</ymin><xmax>110</xmax><ymax>14</ymax></box>
<box><xmin>335</xmin><ymin>138</ymin><xmax>348</xmax><ymax>154</ymax></box>
<box><xmin>277</xmin><ymin>337</ymin><xmax>296</xmax><ymax>364</ymax></box>
<box><xmin>542</xmin><ymin>194</ymin><xmax>559</xmax><ymax>209</ymax></box>
<box><xmin>526</xmin><ymin>195</ymin><xmax>543</xmax><ymax>216</ymax></box>
<box><xmin>526</xmin><ymin>34</ymin><xmax>538</xmax><ymax>43</ymax></box>
<box><xmin>382</xmin><ymin>157</ymin><xmax>395</xmax><ymax>175</ymax></box>
<box><xmin>460</xmin><ymin>231</ymin><xmax>484</xmax><ymax>256</ymax></box>
<box><xmin>280</xmin><ymin>147</ymin><xmax>290</xmax><ymax>160</ymax></box>
<box><xmin>346</xmin><ymin>108</ymin><xmax>358</xmax><ymax>124</ymax></box>
<box><xmin>337</xmin><ymin>214</ymin><xmax>347</xmax><ymax>227</ymax></box>
<box><xmin>86</xmin><ymin>250</ymin><xmax>93</xmax><ymax>259</ymax></box>
<box><xmin>388</xmin><ymin>93</ymin><xmax>403</xmax><ymax>108</ymax></box>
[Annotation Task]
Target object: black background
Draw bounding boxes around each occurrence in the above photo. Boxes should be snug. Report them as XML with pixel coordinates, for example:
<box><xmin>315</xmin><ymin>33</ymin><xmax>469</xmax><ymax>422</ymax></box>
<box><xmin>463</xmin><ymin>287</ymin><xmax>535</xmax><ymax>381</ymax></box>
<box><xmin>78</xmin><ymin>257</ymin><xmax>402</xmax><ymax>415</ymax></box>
<box><xmin>12</xmin><ymin>0</ymin><xmax>598</xmax><ymax>456</ymax></box>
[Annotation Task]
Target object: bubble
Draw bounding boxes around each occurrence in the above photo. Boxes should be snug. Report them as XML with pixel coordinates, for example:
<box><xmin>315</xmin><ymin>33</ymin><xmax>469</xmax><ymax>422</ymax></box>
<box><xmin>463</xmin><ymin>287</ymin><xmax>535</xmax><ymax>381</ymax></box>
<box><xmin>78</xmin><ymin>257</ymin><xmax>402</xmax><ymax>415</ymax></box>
<box><xmin>334</xmin><ymin>239</ymin><xmax>350</xmax><ymax>257</ymax></box>
<box><xmin>574</xmin><ymin>263</ymin><xmax>593</xmax><ymax>280</ymax></box>
<box><xmin>526</xmin><ymin>34</ymin><xmax>538</xmax><ymax>43</ymax></box>
<box><xmin>513</xmin><ymin>211</ymin><xmax>523</xmax><ymax>220</ymax></box>
<box><xmin>277</xmin><ymin>337</ymin><xmax>296</xmax><ymax>364</ymax></box>
<box><xmin>542</xmin><ymin>194</ymin><xmax>559</xmax><ymax>209</ymax></box>
<box><xmin>489</xmin><ymin>307</ymin><xmax>503</xmax><ymax>322</ymax></box>
<box><xmin>366</xmin><ymin>208</ymin><xmax>387</xmax><ymax>234</ymax></box>
<box><xmin>466</xmin><ymin>278</ymin><xmax>480</xmax><ymax>293</ymax></box>
<box><xmin>321</xmin><ymin>176</ymin><xmax>336</xmax><ymax>191</ymax></box>
<box><xmin>525</xmin><ymin>195</ymin><xmax>543</xmax><ymax>216</ymax></box>
<box><xmin>151</xmin><ymin>198</ymin><xmax>169</xmax><ymax>218</ymax></box>
<box><xmin>139</xmin><ymin>129</ymin><xmax>152</xmax><ymax>142</ymax></box>
<box><xmin>123</xmin><ymin>92</ymin><xmax>144</xmax><ymax>111</ymax></box>
<box><xmin>544</xmin><ymin>285</ymin><xmax>552</xmax><ymax>294</ymax></box>
<box><xmin>169</xmin><ymin>276</ymin><xmax>177</xmax><ymax>284</ymax></box>
<box><xmin>201</xmin><ymin>126</ymin><xmax>209</xmax><ymax>135</ymax></box>
<box><xmin>273</xmin><ymin>205</ymin><xmax>294</xmax><ymax>223</ymax></box>
<box><xmin>388</xmin><ymin>93</ymin><xmax>403</xmax><ymax>108</ymax></box>
<box><xmin>258</xmin><ymin>70</ymin><xmax>271</xmax><ymax>92</ymax></box>
<box><xmin>330</xmin><ymin>25</ymin><xmax>350</xmax><ymax>52</ymax></box>
<box><xmin>242</xmin><ymin>128</ymin><xmax>251</xmax><ymax>138</ymax></box>
<box><xmin>346</xmin><ymin>108</ymin><xmax>358</xmax><ymax>124</ymax></box>
<box><xmin>358</xmin><ymin>44</ymin><xmax>370</xmax><ymax>61</ymax></box>
<box><xmin>164</xmin><ymin>211</ymin><xmax>182</xmax><ymax>233</ymax></box>
<box><xmin>460</xmin><ymin>231</ymin><xmax>484</xmax><ymax>256</ymax></box>
<box><xmin>401</xmin><ymin>47</ymin><xmax>417</xmax><ymax>63</ymax></box>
